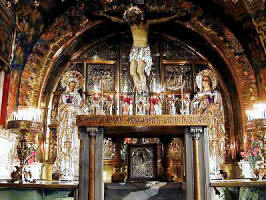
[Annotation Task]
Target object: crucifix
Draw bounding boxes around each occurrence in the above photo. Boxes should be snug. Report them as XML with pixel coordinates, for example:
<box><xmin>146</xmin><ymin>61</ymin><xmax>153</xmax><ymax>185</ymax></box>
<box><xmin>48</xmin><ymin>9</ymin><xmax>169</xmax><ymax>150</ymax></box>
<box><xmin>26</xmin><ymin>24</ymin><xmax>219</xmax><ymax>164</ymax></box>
<box><xmin>95</xmin><ymin>6</ymin><xmax>178</xmax><ymax>93</ymax></box>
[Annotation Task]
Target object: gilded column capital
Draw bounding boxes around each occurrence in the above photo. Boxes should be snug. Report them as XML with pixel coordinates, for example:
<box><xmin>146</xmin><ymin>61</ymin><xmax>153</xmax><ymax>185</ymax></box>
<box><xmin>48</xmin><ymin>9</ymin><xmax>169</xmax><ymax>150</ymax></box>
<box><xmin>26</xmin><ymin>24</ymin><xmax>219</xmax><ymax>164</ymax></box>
<box><xmin>86</xmin><ymin>127</ymin><xmax>98</xmax><ymax>138</ymax></box>
<box><xmin>189</xmin><ymin>126</ymin><xmax>203</xmax><ymax>140</ymax></box>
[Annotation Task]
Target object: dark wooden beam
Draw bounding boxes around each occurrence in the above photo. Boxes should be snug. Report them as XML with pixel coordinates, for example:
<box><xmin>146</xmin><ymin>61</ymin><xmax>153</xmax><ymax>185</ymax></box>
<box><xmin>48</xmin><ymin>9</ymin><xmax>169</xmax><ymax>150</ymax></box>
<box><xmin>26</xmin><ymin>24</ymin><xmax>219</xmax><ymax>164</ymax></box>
<box><xmin>70</xmin><ymin>59</ymin><xmax>116</xmax><ymax>64</ymax></box>
<box><xmin>103</xmin><ymin>126</ymin><xmax>185</xmax><ymax>137</ymax></box>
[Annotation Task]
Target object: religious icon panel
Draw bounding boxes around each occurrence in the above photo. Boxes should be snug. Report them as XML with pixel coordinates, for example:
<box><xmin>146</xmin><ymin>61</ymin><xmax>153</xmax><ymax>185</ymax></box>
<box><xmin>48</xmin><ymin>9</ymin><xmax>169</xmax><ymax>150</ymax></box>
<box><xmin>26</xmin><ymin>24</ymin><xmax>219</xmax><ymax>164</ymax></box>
<box><xmin>128</xmin><ymin>144</ymin><xmax>157</xmax><ymax>181</ymax></box>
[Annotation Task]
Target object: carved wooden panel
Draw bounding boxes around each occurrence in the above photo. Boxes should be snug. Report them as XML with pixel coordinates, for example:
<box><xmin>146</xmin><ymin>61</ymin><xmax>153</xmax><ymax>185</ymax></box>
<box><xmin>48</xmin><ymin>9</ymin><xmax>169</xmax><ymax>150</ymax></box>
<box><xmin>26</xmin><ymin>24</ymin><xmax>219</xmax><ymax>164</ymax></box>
<box><xmin>76</xmin><ymin>115</ymin><xmax>211</xmax><ymax>127</ymax></box>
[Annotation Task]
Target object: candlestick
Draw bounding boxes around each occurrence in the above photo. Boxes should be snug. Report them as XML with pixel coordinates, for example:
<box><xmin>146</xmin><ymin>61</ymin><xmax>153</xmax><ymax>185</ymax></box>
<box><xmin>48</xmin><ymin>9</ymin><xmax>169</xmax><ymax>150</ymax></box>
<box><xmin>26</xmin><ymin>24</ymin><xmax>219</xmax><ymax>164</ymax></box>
<box><xmin>101</xmin><ymin>76</ymin><xmax>104</xmax><ymax>114</ymax></box>
<box><xmin>101</xmin><ymin>76</ymin><xmax>104</xmax><ymax>98</ymax></box>
<box><xmin>8</xmin><ymin>108</ymin><xmax>42</xmax><ymax>123</ymax></box>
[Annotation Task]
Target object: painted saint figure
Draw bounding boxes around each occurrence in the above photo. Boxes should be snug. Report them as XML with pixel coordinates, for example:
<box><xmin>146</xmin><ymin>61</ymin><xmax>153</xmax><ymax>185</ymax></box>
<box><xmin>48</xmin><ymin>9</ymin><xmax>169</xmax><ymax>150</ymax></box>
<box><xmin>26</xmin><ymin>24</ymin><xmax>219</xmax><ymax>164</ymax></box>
<box><xmin>54</xmin><ymin>70</ymin><xmax>87</xmax><ymax>180</ymax></box>
<box><xmin>96</xmin><ymin>6</ymin><xmax>178</xmax><ymax>93</ymax></box>
<box><xmin>191</xmin><ymin>69</ymin><xmax>225</xmax><ymax>177</ymax></box>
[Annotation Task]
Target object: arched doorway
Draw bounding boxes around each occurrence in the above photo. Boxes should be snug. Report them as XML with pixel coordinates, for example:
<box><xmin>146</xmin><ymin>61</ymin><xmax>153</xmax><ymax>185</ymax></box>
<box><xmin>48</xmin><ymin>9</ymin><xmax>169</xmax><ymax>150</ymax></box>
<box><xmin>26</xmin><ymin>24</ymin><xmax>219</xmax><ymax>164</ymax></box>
<box><xmin>77</xmin><ymin>117</ymin><xmax>210</xmax><ymax>200</ymax></box>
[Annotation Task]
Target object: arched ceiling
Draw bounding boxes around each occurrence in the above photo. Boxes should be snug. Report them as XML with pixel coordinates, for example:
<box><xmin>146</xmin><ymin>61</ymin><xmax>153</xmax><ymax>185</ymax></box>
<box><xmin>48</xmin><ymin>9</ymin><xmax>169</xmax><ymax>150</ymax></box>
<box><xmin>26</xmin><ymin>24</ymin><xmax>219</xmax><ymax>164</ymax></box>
<box><xmin>41</xmin><ymin>24</ymin><xmax>241</xmax><ymax>136</ymax></box>
<box><xmin>3</xmin><ymin>0</ymin><xmax>264</xmax><ymax>85</ymax></box>
<box><xmin>0</xmin><ymin>0</ymin><xmax>263</xmax><ymax>136</ymax></box>
<box><xmin>18</xmin><ymin>1</ymin><xmax>258</xmax><ymax>105</ymax></box>
<box><xmin>4</xmin><ymin>0</ymin><xmax>265</xmax><ymax>71</ymax></box>
<box><xmin>17</xmin><ymin>2</ymin><xmax>259</xmax><ymax>142</ymax></box>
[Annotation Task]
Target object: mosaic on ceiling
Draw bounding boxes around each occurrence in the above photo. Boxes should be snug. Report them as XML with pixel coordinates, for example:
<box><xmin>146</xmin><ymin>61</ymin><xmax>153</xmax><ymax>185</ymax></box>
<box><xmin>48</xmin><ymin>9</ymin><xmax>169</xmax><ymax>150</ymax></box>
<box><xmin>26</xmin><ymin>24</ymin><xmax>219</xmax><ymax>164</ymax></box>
<box><xmin>0</xmin><ymin>5</ymin><xmax>13</xmax><ymax>67</ymax></box>
<box><xmin>0</xmin><ymin>17</ymin><xmax>12</xmax><ymax>62</ymax></box>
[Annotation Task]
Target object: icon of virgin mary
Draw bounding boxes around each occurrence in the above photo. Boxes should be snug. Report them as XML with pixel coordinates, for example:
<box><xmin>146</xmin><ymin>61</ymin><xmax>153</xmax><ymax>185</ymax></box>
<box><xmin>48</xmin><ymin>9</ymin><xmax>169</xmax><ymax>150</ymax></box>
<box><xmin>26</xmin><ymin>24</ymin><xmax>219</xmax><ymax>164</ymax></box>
<box><xmin>192</xmin><ymin>69</ymin><xmax>225</xmax><ymax>177</ymax></box>
<box><xmin>54</xmin><ymin>70</ymin><xmax>87</xmax><ymax>180</ymax></box>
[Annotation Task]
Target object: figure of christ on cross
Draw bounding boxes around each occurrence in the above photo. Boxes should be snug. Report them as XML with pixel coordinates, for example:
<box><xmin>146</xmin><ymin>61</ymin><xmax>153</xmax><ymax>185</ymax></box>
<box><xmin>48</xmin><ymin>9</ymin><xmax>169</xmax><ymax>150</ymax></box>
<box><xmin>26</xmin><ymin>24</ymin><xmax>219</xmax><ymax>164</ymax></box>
<box><xmin>95</xmin><ymin>6</ymin><xmax>178</xmax><ymax>93</ymax></box>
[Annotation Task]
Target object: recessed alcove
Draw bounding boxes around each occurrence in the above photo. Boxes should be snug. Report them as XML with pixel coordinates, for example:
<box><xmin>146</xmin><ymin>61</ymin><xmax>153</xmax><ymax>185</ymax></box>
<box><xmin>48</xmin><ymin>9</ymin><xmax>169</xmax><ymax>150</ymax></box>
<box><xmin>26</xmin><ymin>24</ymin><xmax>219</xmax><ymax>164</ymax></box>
<box><xmin>43</xmin><ymin>29</ymin><xmax>232</xmax><ymax>200</ymax></box>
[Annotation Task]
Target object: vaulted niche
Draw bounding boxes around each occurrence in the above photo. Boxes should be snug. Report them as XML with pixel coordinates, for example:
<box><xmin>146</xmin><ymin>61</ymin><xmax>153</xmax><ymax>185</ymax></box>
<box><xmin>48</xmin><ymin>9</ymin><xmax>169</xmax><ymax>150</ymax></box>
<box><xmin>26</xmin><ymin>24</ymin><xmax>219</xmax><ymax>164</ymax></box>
<box><xmin>45</xmin><ymin>33</ymin><xmax>233</xmax><ymax>179</ymax></box>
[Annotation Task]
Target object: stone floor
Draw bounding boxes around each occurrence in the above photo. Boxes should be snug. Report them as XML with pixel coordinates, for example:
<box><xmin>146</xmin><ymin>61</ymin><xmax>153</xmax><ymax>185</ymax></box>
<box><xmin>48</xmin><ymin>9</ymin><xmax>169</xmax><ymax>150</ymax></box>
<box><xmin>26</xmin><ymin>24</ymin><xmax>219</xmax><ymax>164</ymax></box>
<box><xmin>104</xmin><ymin>182</ymin><xmax>185</xmax><ymax>200</ymax></box>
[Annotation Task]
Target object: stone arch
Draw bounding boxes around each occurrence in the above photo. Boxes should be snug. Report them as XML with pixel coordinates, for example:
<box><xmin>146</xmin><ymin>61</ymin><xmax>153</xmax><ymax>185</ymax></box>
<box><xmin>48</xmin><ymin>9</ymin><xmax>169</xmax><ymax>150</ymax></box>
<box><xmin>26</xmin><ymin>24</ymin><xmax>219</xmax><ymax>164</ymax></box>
<box><xmin>19</xmin><ymin>12</ymin><xmax>105</xmax><ymax>107</ymax></box>
<box><xmin>19</xmin><ymin>6</ymin><xmax>258</xmax><ymax>141</ymax></box>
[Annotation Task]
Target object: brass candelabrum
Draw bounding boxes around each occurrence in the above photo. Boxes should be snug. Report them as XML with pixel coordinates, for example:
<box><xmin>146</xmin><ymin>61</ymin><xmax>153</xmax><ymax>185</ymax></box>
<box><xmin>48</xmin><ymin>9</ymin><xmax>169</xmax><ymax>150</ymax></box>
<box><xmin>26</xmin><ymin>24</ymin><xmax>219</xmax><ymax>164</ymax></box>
<box><xmin>7</xmin><ymin>120</ymin><xmax>42</xmax><ymax>183</ymax></box>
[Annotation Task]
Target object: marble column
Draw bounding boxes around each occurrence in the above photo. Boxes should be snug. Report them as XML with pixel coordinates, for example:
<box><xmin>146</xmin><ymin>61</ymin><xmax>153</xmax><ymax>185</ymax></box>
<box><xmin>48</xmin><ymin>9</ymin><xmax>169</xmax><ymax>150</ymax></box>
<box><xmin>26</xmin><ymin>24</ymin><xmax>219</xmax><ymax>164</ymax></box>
<box><xmin>95</xmin><ymin>128</ymin><xmax>104</xmax><ymax>200</ymax></box>
<box><xmin>111</xmin><ymin>137</ymin><xmax>124</xmax><ymax>182</ymax></box>
<box><xmin>79</xmin><ymin>127</ymin><xmax>89</xmax><ymax>200</ymax></box>
<box><xmin>79</xmin><ymin>127</ymin><xmax>104</xmax><ymax>200</ymax></box>
<box><xmin>88</xmin><ymin>127</ymin><xmax>98</xmax><ymax>200</ymax></box>
<box><xmin>190</xmin><ymin>126</ymin><xmax>203</xmax><ymax>200</ymax></box>
<box><xmin>160</xmin><ymin>137</ymin><xmax>174</xmax><ymax>182</ymax></box>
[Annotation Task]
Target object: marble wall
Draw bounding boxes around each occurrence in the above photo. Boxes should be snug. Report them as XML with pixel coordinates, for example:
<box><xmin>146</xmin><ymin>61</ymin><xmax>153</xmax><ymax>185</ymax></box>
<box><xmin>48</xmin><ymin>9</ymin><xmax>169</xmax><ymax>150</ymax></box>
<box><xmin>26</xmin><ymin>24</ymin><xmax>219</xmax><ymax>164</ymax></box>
<box><xmin>0</xmin><ymin>129</ymin><xmax>17</xmax><ymax>179</ymax></box>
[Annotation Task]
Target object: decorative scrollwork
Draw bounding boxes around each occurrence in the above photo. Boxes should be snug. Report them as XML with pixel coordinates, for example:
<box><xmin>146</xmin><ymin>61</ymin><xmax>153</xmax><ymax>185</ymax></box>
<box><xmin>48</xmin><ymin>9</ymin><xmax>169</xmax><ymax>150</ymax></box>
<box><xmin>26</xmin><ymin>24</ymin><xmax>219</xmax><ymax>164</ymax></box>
<box><xmin>190</xmin><ymin>126</ymin><xmax>203</xmax><ymax>140</ymax></box>
<box><xmin>86</xmin><ymin>127</ymin><xmax>98</xmax><ymax>138</ymax></box>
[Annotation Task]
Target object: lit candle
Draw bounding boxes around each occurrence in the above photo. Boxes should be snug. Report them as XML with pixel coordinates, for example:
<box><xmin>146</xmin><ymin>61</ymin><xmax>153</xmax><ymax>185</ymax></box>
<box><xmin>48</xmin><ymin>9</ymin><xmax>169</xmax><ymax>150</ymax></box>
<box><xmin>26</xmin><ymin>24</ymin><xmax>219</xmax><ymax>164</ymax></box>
<box><xmin>116</xmin><ymin>94</ymin><xmax>120</xmax><ymax>115</ymax></box>
<box><xmin>101</xmin><ymin>76</ymin><xmax>104</xmax><ymax>98</ymax></box>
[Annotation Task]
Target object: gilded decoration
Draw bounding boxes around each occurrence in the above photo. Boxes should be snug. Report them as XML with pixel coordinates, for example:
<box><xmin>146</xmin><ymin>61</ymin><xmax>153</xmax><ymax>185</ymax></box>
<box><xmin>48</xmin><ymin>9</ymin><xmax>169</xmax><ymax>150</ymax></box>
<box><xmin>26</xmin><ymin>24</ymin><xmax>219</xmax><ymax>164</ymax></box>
<box><xmin>19</xmin><ymin>10</ymin><xmax>93</xmax><ymax>106</ymax></box>
<box><xmin>48</xmin><ymin>34</ymin><xmax>234</xmax><ymax>178</ymax></box>
<box><xmin>191</xmin><ymin>69</ymin><xmax>225</xmax><ymax>177</ymax></box>
<box><xmin>188</xmin><ymin>13</ymin><xmax>258</xmax><ymax>110</ymax></box>
<box><xmin>53</xmin><ymin>70</ymin><xmax>88</xmax><ymax>181</ymax></box>
<box><xmin>103</xmin><ymin>138</ymin><xmax>116</xmax><ymax>160</ymax></box>
<box><xmin>69</xmin><ymin>38</ymin><xmax>218</xmax><ymax>118</ymax></box>
<box><xmin>164</xmin><ymin>64</ymin><xmax>192</xmax><ymax>92</ymax></box>
<box><xmin>6</xmin><ymin>120</ymin><xmax>42</xmax><ymax>183</ymax></box>
<box><xmin>50</xmin><ymin>95</ymin><xmax>60</xmax><ymax>124</ymax></box>
<box><xmin>76</xmin><ymin>115</ymin><xmax>211</xmax><ymax>127</ymax></box>
<box><xmin>0</xmin><ymin>11</ymin><xmax>13</xmax><ymax>65</ymax></box>
<box><xmin>169</xmin><ymin>138</ymin><xmax>184</xmax><ymax>162</ymax></box>
<box><xmin>13</xmin><ymin>1</ymin><xmax>262</xmax><ymax>181</ymax></box>
<box><xmin>18</xmin><ymin>2</ymin><xmax>257</xmax><ymax>120</ymax></box>
<box><xmin>86</xmin><ymin>64</ymin><xmax>115</xmax><ymax>92</ymax></box>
